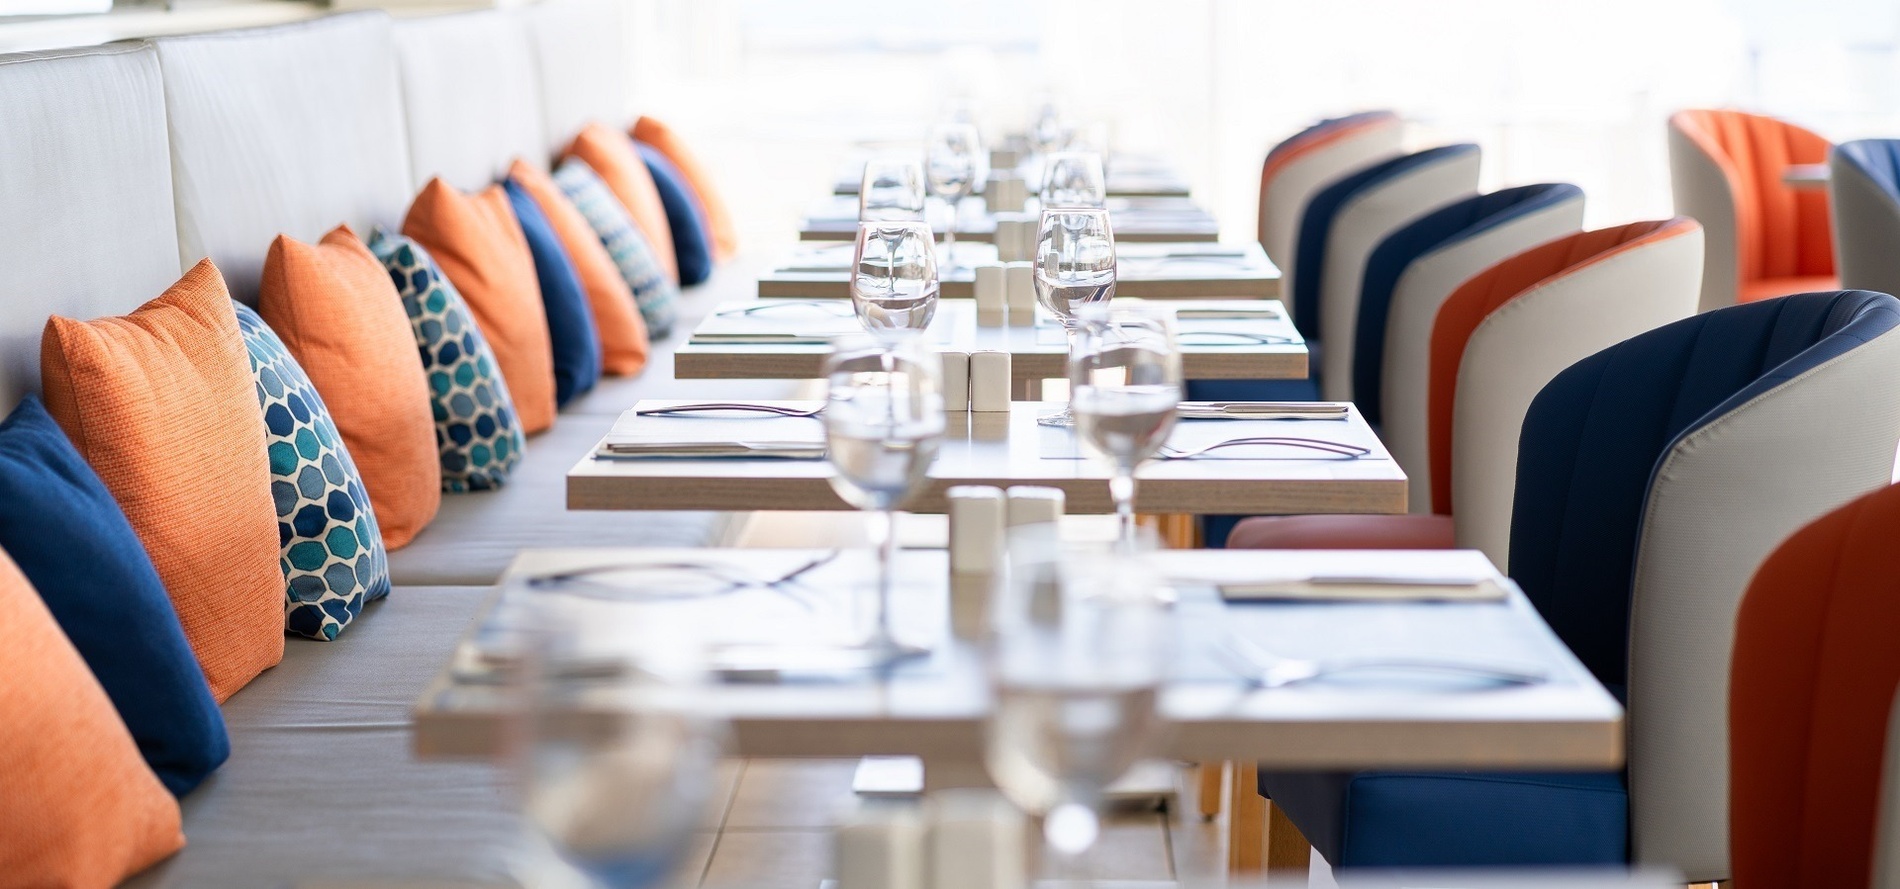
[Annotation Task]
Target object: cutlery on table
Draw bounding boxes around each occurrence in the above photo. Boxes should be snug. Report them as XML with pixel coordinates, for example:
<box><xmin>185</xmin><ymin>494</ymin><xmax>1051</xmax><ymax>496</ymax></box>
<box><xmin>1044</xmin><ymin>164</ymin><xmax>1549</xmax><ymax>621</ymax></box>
<box><xmin>1174</xmin><ymin>307</ymin><xmax>1282</xmax><ymax>320</ymax></box>
<box><xmin>596</xmin><ymin>440</ymin><xmax>827</xmax><ymax>460</ymax></box>
<box><xmin>1214</xmin><ymin>635</ymin><xmax>1548</xmax><ymax>689</ymax></box>
<box><xmin>690</xmin><ymin>333</ymin><xmax>839</xmax><ymax>345</ymax></box>
<box><xmin>1175</xmin><ymin>330</ymin><xmax>1299</xmax><ymax>346</ymax></box>
<box><xmin>636</xmin><ymin>403</ymin><xmax>825</xmax><ymax>418</ymax></box>
<box><xmin>1157</xmin><ymin>436</ymin><xmax>1370</xmax><ymax>460</ymax></box>
<box><xmin>1176</xmin><ymin>402</ymin><xmax>1349</xmax><ymax>420</ymax></box>
<box><xmin>715</xmin><ymin>300</ymin><xmax>853</xmax><ymax>317</ymax></box>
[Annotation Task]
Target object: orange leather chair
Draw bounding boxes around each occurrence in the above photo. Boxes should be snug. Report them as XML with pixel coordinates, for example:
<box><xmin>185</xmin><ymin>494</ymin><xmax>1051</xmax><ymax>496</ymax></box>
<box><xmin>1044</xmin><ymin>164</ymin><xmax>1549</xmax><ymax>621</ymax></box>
<box><xmin>1731</xmin><ymin>481</ymin><xmax>1900</xmax><ymax>888</ymax></box>
<box><xmin>1668</xmin><ymin>109</ymin><xmax>1837</xmax><ymax>311</ymax></box>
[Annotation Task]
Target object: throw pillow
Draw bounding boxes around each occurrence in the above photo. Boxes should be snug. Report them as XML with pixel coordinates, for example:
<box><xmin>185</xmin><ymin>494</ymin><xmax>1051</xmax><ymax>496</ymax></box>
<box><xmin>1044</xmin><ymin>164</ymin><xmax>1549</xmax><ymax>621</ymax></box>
<box><xmin>256</xmin><ymin>226</ymin><xmax>440</xmax><ymax>550</ymax></box>
<box><xmin>565</xmin><ymin>121</ymin><xmax>679</xmax><ymax>283</ymax></box>
<box><xmin>555</xmin><ymin>157</ymin><xmax>680</xmax><ymax>338</ymax></box>
<box><xmin>0</xmin><ymin>396</ymin><xmax>228</xmax><ymax>796</ymax></box>
<box><xmin>636</xmin><ymin>140</ymin><xmax>714</xmax><ymax>286</ymax></box>
<box><xmin>403</xmin><ymin>178</ymin><xmax>557</xmax><ymax>435</ymax></box>
<box><xmin>368</xmin><ymin>229</ymin><xmax>526</xmax><ymax>493</ymax></box>
<box><xmin>504</xmin><ymin>177</ymin><xmax>603</xmax><ymax>406</ymax></box>
<box><xmin>633</xmin><ymin>115</ymin><xmax>739</xmax><ymax>261</ymax></box>
<box><xmin>507</xmin><ymin>159</ymin><xmax>650</xmax><ymax>376</ymax></box>
<box><xmin>0</xmin><ymin>547</ymin><xmax>184</xmax><ymax>886</ymax></box>
<box><xmin>40</xmin><ymin>259</ymin><xmax>285</xmax><ymax>702</ymax></box>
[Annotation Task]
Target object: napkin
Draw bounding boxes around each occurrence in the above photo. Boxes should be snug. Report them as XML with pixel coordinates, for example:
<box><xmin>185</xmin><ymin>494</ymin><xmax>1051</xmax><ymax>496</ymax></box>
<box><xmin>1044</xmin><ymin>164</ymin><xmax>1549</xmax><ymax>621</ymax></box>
<box><xmin>1176</xmin><ymin>402</ymin><xmax>1348</xmax><ymax>420</ymax></box>
<box><xmin>1217</xmin><ymin>575</ymin><xmax>1508</xmax><ymax>603</ymax></box>
<box><xmin>600</xmin><ymin>409</ymin><xmax>827</xmax><ymax>460</ymax></box>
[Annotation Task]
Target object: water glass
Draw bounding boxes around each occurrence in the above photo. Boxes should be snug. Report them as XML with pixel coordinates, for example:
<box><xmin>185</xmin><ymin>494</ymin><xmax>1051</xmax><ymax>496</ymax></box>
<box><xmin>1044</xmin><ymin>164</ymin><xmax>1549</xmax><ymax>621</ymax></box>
<box><xmin>1069</xmin><ymin>306</ymin><xmax>1182</xmax><ymax>545</ymax></box>
<box><xmin>1033</xmin><ymin>207</ymin><xmax>1117</xmax><ymax>427</ymax></box>
<box><xmin>859</xmin><ymin>158</ymin><xmax>926</xmax><ymax>222</ymax></box>
<box><xmin>926</xmin><ymin>122</ymin><xmax>984</xmax><ymax>269</ymax></box>
<box><xmin>1040</xmin><ymin>151</ymin><xmax>1107</xmax><ymax>209</ymax></box>
<box><xmin>850</xmin><ymin>221</ymin><xmax>940</xmax><ymax>334</ymax></box>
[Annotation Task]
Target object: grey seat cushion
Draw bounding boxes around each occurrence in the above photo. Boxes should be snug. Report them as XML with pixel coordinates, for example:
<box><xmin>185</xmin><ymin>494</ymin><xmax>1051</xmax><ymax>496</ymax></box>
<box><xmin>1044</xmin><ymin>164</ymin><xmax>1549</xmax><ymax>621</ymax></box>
<box><xmin>123</xmin><ymin>587</ymin><xmax>521</xmax><ymax>889</ymax></box>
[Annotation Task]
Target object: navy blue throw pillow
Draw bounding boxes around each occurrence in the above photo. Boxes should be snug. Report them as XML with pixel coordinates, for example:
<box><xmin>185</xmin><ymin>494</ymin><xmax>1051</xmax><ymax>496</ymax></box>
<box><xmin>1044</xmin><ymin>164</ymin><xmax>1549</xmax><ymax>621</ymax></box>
<box><xmin>505</xmin><ymin>177</ymin><xmax>603</xmax><ymax>406</ymax></box>
<box><xmin>635</xmin><ymin>140</ymin><xmax>715</xmax><ymax>286</ymax></box>
<box><xmin>0</xmin><ymin>396</ymin><xmax>229</xmax><ymax>796</ymax></box>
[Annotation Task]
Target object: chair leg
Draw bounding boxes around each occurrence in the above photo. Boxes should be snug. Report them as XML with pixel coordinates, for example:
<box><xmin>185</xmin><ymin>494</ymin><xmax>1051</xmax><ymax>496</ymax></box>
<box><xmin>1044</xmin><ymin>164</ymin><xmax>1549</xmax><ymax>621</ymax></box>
<box><xmin>1227</xmin><ymin>762</ymin><xmax>1266</xmax><ymax>873</ymax></box>
<box><xmin>1197</xmin><ymin>761</ymin><xmax>1224</xmax><ymax>820</ymax></box>
<box><xmin>1266</xmin><ymin>798</ymin><xmax>1314</xmax><ymax>881</ymax></box>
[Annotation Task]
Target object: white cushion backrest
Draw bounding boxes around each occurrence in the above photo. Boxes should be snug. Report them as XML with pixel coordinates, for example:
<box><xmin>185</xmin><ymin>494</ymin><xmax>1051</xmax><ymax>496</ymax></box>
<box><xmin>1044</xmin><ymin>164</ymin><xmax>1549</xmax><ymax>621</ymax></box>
<box><xmin>524</xmin><ymin>0</ymin><xmax>632</xmax><ymax>156</ymax></box>
<box><xmin>153</xmin><ymin>11</ymin><xmax>414</xmax><ymax>302</ymax></box>
<box><xmin>393</xmin><ymin>9</ymin><xmax>548</xmax><ymax>190</ymax></box>
<box><xmin>1263</xmin><ymin>123</ymin><xmax>1404</xmax><ymax>276</ymax></box>
<box><xmin>1668</xmin><ymin>123</ymin><xmax>1740</xmax><ymax>313</ymax></box>
<box><xmin>0</xmin><ymin>44</ymin><xmax>182</xmax><ymax>412</ymax></box>
<box><xmin>1380</xmin><ymin>195</ymin><xmax>1585</xmax><ymax>513</ymax></box>
<box><xmin>1627</xmin><ymin>323</ymin><xmax>1900</xmax><ymax>880</ymax></box>
<box><xmin>1830</xmin><ymin>151</ymin><xmax>1900</xmax><ymax>298</ymax></box>
<box><xmin>1318</xmin><ymin>150</ymin><xmax>1482</xmax><ymax>401</ymax></box>
<box><xmin>1450</xmin><ymin>228</ymin><xmax>1703</xmax><ymax>565</ymax></box>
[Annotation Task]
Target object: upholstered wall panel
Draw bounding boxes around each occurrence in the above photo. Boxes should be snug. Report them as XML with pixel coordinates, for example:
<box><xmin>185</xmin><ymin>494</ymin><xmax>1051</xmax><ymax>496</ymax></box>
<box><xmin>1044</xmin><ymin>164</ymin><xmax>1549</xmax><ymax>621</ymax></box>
<box><xmin>153</xmin><ymin>12</ymin><xmax>415</xmax><ymax>302</ymax></box>
<box><xmin>394</xmin><ymin>10</ymin><xmax>547</xmax><ymax>191</ymax></box>
<box><xmin>0</xmin><ymin>45</ymin><xmax>182</xmax><ymax>412</ymax></box>
<box><xmin>523</xmin><ymin>0</ymin><xmax>632</xmax><ymax>156</ymax></box>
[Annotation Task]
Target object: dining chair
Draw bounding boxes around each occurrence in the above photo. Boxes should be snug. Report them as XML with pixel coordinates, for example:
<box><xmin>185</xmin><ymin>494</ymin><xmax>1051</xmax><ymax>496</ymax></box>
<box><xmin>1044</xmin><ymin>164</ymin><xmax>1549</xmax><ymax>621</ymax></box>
<box><xmin>1730</xmin><ymin>479</ymin><xmax>1900</xmax><ymax>889</ymax></box>
<box><xmin>1880</xmin><ymin>687</ymin><xmax>1900</xmax><ymax>889</ymax></box>
<box><xmin>1230</xmin><ymin>218</ymin><xmax>1703</xmax><ymax>563</ymax></box>
<box><xmin>1257</xmin><ymin>111</ymin><xmax>1404</xmax><ymax>282</ymax></box>
<box><xmin>1668</xmin><ymin>109</ymin><xmax>1836</xmax><ymax>312</ymax></box>
<box><xmin>1829</xmin><ymin>138</ymin><xmax>1900</xmax><ymax>297</ymax></box>
<box><xmin>1252</xmin><ymin>290</ymin><xmax>1900</xmax><ymax>879</ymax></box>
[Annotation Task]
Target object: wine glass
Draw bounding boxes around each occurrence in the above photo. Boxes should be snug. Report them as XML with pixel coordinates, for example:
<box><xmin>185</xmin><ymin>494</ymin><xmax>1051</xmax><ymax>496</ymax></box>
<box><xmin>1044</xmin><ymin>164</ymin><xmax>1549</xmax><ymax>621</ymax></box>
<box><xmin>850</xmin><ymin>221</ymin><xmax>940</xmax><ymax>334</ymax></box>
<box><xmin>859</xmin><ymin>159</ymin><xmax>926</xmax><ymax>222</ymax></box>
<box><xmin>926</xmin><ymin>122</ymin><xmax>984</xmax><ymax>270</ymax></box>
<box><xmin>823</xmin><ymin>335</ymin><xmax>946</xmax><ymax>663</ymax></box>
<box><xmin>511</xmin><ymin>588</ymin><xmax>728</xmax><ymax>889</ymax></box>
<box><xmin>1069</xmin><ymin>306</ymin><xmax>1182</xmax><ymax>547</ymax></box>
<box><xmin>985</xmin><ymin>527</ymin><xmax>1172</xmax><ymax>877</ymax></box>
<box><xmin>1032</xmin><ymin>207</ymin><xmax>1117</xmax><ymax>427</ymax></box>
<box><xmin>1040</xmin><ymin>151</ymin><xmax>1107</xmax><ymax>210</ymax></box>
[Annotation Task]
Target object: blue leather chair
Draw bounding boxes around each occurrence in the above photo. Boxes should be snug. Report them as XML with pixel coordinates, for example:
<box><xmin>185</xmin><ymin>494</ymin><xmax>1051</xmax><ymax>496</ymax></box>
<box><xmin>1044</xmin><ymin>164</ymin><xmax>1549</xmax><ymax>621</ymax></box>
<box><xmin>1830</xmin><ymin>139</ymin><xmax>1900</xmax><ymax>297</ymax></box>
<box><xmin>1260</xmin><ymin>290</ymin><xmax>1900</xmax><ymax>876</ymax></box>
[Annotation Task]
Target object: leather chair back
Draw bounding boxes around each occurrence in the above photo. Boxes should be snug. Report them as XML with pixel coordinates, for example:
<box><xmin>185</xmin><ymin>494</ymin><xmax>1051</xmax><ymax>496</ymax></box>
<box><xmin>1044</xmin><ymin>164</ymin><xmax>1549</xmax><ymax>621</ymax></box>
<box><xmin>1258</xmin><ymin>111</ymin><xmax>1404</xmax><ymax>280</ymax></box>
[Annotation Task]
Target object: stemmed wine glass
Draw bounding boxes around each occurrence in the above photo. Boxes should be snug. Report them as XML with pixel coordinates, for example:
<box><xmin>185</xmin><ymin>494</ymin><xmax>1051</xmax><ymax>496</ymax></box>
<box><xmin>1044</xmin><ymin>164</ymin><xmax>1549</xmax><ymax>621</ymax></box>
<box><xmin>1028</xmin><ymin>99</ymin><xmax>1068</xmax><ymax>188</ymax></box>
<box><xmin>985</xmin><ymin>527</ymin><xmax>1172</xmax><ymax>878</ymax></box>
<box><xmin>1069</xmin><ymin>306</ymin><xmax>1182</xmax><ymax>547</ymax></box>
<box><xmin>859</xmin><ymin>159</ymin><xmax>927</xmax><ymax>222</ymax></box>
<box><xmin>850</xmin><ymin>221</ymin><xmax>939</xmax><ymax>334</ymax></box>
<box><xmin>1033</xmin><ymin>207</ymin><xmax>1117</xmax><ymax>427</ymax></box>
<box><xmin>926</xmin><ymin>122</ymin><xmax>984</xmax><ymax>271</ymax></box>
<box><xmin>823</xmin><ymin>335</ymin><xmax>945</xmax><ymax>663</ymax></box>
<box><xmin>1040</xmin><ymin>151</ymin><xmax>1107</xmax><ymax>210</ymax></box>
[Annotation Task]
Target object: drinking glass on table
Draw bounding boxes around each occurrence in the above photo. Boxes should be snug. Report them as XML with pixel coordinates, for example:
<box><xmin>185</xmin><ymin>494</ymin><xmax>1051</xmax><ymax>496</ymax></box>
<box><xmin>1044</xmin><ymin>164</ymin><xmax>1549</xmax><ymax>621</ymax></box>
<box><xmin>985</xmin><ymin>527</ymin><xmax>1172</xmax><ymax>877</ymax></box>
<box><xmin>850</xmin><ymin>220</ymin><xmax>940</xmax><ymax>334</ymax></box>
<box><xmin>1033</xmin><ymin>207</ymin><xmax>1117</xmax><ymax>427</ymax></box>
<box><xmin>823</xmin><ymin>335</ymin><xmax>945</xmax><ymax>664</ymax></box>
<box><xmin>1069</xmin><ymin>306</ymin><xmax>1181</xmax><ymax>546</ymax></box>
<box><xmin>858</xmin><ymin>159</ymin><xmax>927</xmax><ymax>222</ymax></box>
<box><xmin>926</xmin><ymin>122</ymin><xmax>984</xmax><ymax>270</ymax></box>
<box><xmin>1040</xmin><ymin>151</ymin><xmax>1107</xmax><ymax>210</ymax></box>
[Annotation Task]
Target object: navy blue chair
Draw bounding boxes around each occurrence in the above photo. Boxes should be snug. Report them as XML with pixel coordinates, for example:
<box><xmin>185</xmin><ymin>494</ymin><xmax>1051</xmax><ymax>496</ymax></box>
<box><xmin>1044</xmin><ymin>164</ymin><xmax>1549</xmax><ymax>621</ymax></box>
<box><xmin>1259</xmin><ymin>291</ymin><xmax>1900</xmax><ymax>878</ymax></box>
<box><xmin>1830</xmin><ymin>138</ymin><xmax>1900</xmax><ymax>297</ymax></box>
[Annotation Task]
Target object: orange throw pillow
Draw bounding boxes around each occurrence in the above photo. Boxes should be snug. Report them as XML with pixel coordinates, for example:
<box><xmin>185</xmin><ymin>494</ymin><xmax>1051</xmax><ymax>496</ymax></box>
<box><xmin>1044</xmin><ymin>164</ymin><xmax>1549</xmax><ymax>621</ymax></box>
<box><xmin>40</xmin><ymin>259</ymin><xmax>284</xmax><ymax>702</ymax></box>
<box><xmin>508</xmin><ymin>159</ymin><xmax>651</xmax><ymax>376</ymax></box>
<box><xmin>257</xmin><ymin>226</ymin><xmax>441</xmax><ymax>548</ymax></box>
<box><xmin>403</xmin><ymin>179</ymin><xmax>557</xmax><ymax>435</ymax></box>
<box><xmin>633</xmin><ymin>116</ymin><xmax>739</xmax><ymax>262</ymax></box>
<box><xmin>566</xmin><ymin>121</ymin><xmax>680</xmax><ymax>283</ymax></box>
<box><xmin>0</xmin><ymin>547</ymin><xmax>184</xmax><ymax>886</ymax></box>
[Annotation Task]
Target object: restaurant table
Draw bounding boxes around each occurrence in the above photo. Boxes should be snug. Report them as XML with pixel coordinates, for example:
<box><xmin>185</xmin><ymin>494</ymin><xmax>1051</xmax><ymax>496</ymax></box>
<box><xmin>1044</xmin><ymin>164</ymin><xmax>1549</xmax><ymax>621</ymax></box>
<box><xmin>757</xmin><ymin>241</ymin><xmax>1279</xmax><ymax>301</ymax></box>
<box><xmin>799</xmin><ymin>194</ymin><xmax>1220</xmax><ymax>243</ymax></box>
<box><xmin>674</xmin><ymin>300</ymin><xmax>1308</xmax><ymax>385</ymax></box>
<box><xmin>834</xmin><ymin>155</ymin><xmax>1194</xmax><ymax>198</ymax></box>
<box><xmin>566</xmin><ymin>401</ymin><xmax>1405</xmax><ymax>515</ymax></box>
<box><xmin>412</xmin><ymin>547</ymin><xmax>1625</xmax><ymax>787</ymax></box>
<box><xmin>1783</xmin><ymin>163</ymin><xmax>1829</xmax><ymax>190</ymax></box>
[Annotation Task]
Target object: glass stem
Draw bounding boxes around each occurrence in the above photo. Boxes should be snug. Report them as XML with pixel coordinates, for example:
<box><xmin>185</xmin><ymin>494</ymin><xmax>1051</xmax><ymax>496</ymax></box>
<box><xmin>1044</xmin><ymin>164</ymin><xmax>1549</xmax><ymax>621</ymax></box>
<box><xmin>1110</xmin><ymin>470</ymin><xmax>1136</xmax><ymax>549</ymax></box>
<box><xmin>942</xmin><ymin>196</ymin><xmax>957</xmax><ymax>267</ymax></box>
<box><xmin>875</xmin><ymin>507</ymin><xmax>898</xmax><ymax>650</ymax></box>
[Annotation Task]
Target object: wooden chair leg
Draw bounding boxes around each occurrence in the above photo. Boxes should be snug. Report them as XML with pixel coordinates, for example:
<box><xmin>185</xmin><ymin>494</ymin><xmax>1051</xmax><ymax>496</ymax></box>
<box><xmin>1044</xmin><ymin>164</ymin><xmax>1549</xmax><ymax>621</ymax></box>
<box><xmin>1266</xmin><ymin>798</ymin><xmax>1313</xmax><ymax>880</ymax></box>
<box><xmin>1197</xmin><ymin>761</ymin><xmax>1224</xmax><ymax>820</ymax></box>
<box><xmin>1227</xmin><ymin>762</ymin><xmax>1266</xmax><ymax>873</ymax></box>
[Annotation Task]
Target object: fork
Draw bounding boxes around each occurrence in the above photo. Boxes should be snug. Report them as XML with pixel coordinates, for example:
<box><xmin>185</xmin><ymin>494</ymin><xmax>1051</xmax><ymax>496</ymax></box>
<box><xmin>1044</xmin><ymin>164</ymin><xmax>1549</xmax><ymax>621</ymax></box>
<box><xmin>715</xmin><ymin>300</ymin><xmax>852</xmax><ymax>317</ymax></box>
<box><xmin>1174</xmin><ymin>330</ymin><xmax>1299</xmax><ymax>345</ymax></box>
<box><xmin>635</xmin><ymin>403</ymin><xmax>825</xmax><ymax>418</ymax></box>
<box><xmin>1214</xmin><ymin>636</ymin><xmax>1548</xmax><ymax>689</ymax></box>
<box><xmin>1158</xmin><ymin>436</ymin><xmax>1370</xmax><ymax>460</ymax></box>
<box><xmin>525</xmin><ymin>549</ymin><xmax>842</xmax><ymax>605</ymax></box>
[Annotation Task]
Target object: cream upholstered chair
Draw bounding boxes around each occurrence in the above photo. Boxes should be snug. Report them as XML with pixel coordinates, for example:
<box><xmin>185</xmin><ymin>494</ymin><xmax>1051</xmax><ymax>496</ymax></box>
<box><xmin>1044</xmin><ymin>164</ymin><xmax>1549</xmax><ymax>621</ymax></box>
<box><xmin>1668</xmin><ymin>109</ymin><xmax>1837</xmax><ymax>312</ymax></box>
<box><xmin>1830</xmin><ymin>138</ymin><xmax>1900</xmax><ymax>297</ymax></box>
<box><xmin>1257</xmin><ymin>111</ymin><xmax>1405</xmax><ymax>286</ymax></box>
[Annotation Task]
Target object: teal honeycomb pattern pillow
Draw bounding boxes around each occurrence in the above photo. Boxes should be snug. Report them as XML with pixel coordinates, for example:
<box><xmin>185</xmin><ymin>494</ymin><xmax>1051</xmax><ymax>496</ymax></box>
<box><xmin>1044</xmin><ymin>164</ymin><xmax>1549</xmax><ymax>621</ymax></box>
<box><xmin>232</xmin><ymin>301</ymin><xmax>391</xmax><ymax>641</ymax></box>
<box><xmin>367</xmin><ymin>228</ymin><xmax>526</xmax><ymax>493</ymax></box>
<box><xmin>555</xmin><ymin>156</ymin><xmax>680</xmax><ymax>338</ymax></box>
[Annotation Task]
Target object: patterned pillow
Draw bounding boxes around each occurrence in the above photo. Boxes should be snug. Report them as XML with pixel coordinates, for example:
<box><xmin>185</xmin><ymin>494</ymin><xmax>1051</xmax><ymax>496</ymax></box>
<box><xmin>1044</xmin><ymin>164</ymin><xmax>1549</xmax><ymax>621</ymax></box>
<box><xmin>555</xmin><ymin>157</ymin><xmax>680</xmax><ymax>338</ymax></box>
<box><xmin>367</xmin><ymin>228</ymin><xmax>526</xmax><ymax>493</ymax></box>
<box><xmin>232</xmin><ymin>302</ymin><xmax>390</xmax><ymax>641</ymax></box>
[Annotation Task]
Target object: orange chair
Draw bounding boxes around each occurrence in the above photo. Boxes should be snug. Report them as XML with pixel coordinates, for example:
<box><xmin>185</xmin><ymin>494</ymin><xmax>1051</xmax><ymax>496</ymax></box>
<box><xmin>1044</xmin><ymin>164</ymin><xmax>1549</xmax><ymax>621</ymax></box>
<box><xmin>1667</xmin><ymin>109</ymin><xmax>1837</xmax><ymax>311</ymax></box>
<box><xmin>1731</xmin><ymin>481</ymin><xmax>1900</xmax><ymax>888</ymax></box>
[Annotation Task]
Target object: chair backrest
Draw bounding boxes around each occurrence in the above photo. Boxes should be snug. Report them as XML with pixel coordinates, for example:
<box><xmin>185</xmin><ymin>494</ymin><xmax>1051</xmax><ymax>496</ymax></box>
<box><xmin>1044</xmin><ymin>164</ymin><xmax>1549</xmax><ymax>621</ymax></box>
<box><xmin>1315</xmin><ymin>145</ymin><xmax>1481</xmax><ymax>400</ymax></box>
<box><xmin>0</xmin><ymin>44</ymin><xmax>184</xmax><ymax>413</ymax></box>
<box><xmin>393</xmin><ymin>9</ymin><xmax>549</xmax><ymax>192</ymax></box>
<box><xmin>1830</xmin><ymin>139</ymin><xmax>1900</xmax><ymax>297</ymax></box>
<box><xmin>1730</xmin><ymin>480</ymin><xmax>1900</xmax><ymax>889</ymax></box>
<box><xmin>1434</xmin><ymin>219</ymin><xmax>1702</xmax><ymax>565</ymax></box>
<box><xmin>1257</xmin><ymin>111</ymin><xmax>1403</xmax><ymax>275</ymax></box>
<box><xmin>1880</xmin><ymin>687</ymin><xmax>1900</xmax><ymax>889</ymax></box>
<box><xmin>153</xmin><ymin>12</ymin><xmax>415</xmax><ymax>301</ymax></box>
<box><xmin>1354</xmin><ymin>183</ymin><xmax>1583</xmax><ymax>430</ymax></box>
<box><xmin>522</xmin><ymin>0</ymin><xmax>634</xmax><ymax>156</ymax></box>
<box><xmin>1510</xmin><ymin>290</ymin><xmax>1900</xmax><ymax>881</ymax></box>
<box><xmin>1668</xmin><ymin>109</ymin><xmax>1834</xmax><ymax>312</ymax></box>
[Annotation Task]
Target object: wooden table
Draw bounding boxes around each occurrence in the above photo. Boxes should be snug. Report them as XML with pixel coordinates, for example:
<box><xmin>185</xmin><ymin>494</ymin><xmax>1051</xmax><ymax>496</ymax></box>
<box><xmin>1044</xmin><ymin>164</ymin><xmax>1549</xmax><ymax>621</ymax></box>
<box><xmin>412</xmin><ymin>547</ymin><xmax>1624</xmax><ymax>780</ymax></box>
<box><xmin>799</xmin><ymin>195</ymin><xmax>1220</xmax><ymax>243</ymax></box>
<box><xmin>757</xmin><ymin>242</ymin><xmax>1279</xmax><ymax>301</ymax></box>
<box><xmin>1784</xmin><ymin>163</ymin><xmax>1829</xmax><ymax>190</ymax></box>
<box><xmin>674</xmin><ymin>300</ymin><xmax>1308</xmax><ymax>385</ymax></box>
<box><xmin>567</xmin><ymin>401</ymin><xmax>1405</xmax><ymax>515</ymax></box>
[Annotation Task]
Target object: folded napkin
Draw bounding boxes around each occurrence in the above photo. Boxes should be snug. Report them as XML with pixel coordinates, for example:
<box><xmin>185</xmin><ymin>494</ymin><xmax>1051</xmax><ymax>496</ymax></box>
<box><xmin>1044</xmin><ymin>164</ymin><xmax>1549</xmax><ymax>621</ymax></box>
<box><xmin>1174</xmin><ymin>306</ymin><xmax>1282</xmax><ymax>320</ymax></box>
<box><xmin>1176</xmin><ymin>402</ymin><xmax>1348</xmax><ymax>420</ymax></box>
<box><xmin>1217</xmin><ymin>575</ymin><xmax>1508</xmax><ymax>603</ymax></box>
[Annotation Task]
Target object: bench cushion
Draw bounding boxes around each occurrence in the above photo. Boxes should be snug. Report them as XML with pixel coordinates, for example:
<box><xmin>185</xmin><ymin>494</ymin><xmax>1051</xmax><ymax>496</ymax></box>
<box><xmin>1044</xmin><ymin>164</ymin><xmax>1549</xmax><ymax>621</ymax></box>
<box><xmin>511</xmin><ymin>158</ymin><xmax>652</xmax><ymax>377</ymax></box>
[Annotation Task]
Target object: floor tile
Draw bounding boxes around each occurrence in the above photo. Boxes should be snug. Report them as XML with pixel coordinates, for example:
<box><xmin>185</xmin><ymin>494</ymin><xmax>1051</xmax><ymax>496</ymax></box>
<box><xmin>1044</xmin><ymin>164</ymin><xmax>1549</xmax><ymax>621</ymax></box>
<box><xmin>724</xmin><ymin>759</ymin><xmax>863</xmax><ymax>829</ymax></box>
<box><xmin>700</xmin><ymin>830</ymin><xmax>832</xmax><ymax>889</ymax></box>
